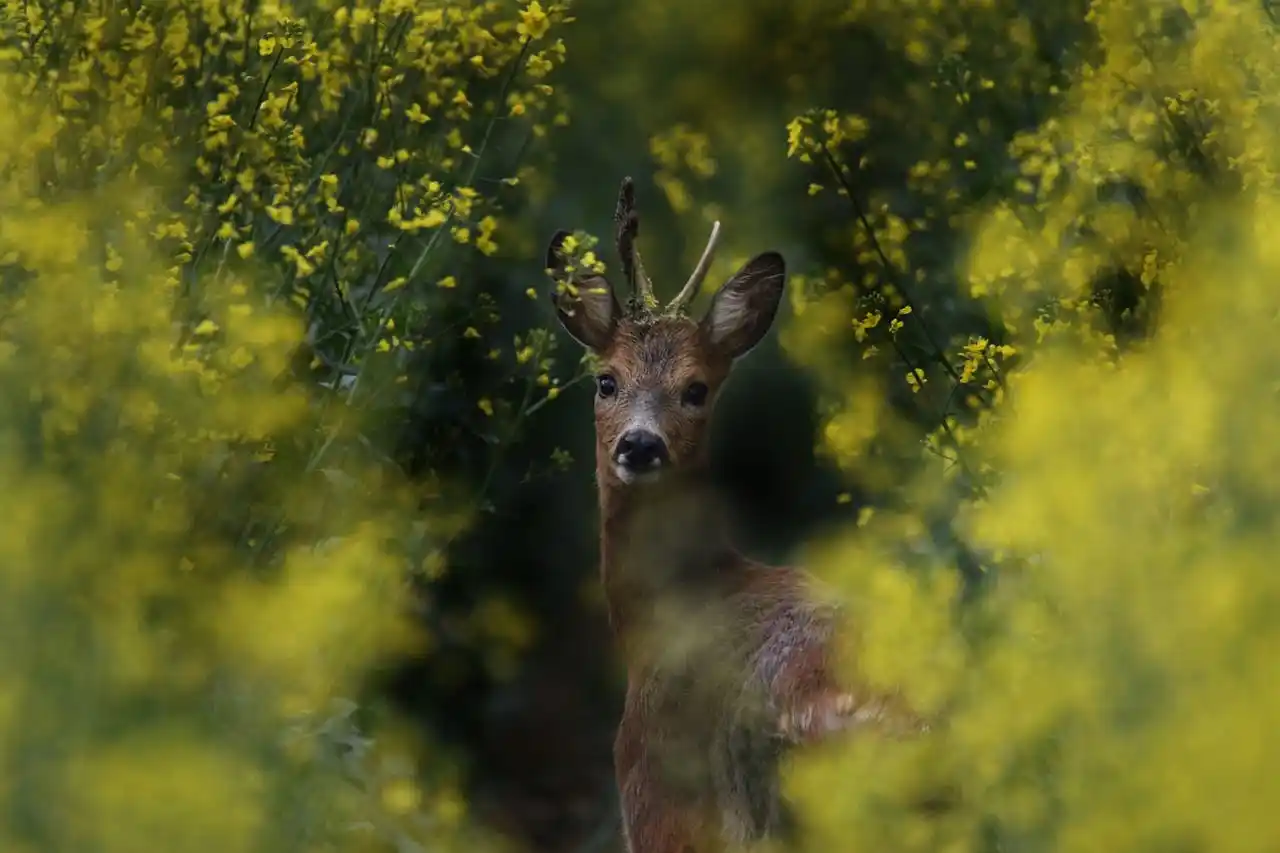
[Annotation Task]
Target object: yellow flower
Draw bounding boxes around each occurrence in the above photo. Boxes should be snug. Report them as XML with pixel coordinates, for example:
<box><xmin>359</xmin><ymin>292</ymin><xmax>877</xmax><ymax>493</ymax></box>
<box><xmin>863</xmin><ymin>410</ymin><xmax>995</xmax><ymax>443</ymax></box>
<box><xmin>420</xmin><ymin>208</ymin><xmax>448</xmax><ymax>229</ymax></box>
<box><xmin>265</xmin><ymin>205</ymin><xmax>294</xmax><ymax>225</ymax></box>
<box><xmin>518</xmin><ymin>0</ymin><xmax>550</xmax><ymax>40</ymax></box>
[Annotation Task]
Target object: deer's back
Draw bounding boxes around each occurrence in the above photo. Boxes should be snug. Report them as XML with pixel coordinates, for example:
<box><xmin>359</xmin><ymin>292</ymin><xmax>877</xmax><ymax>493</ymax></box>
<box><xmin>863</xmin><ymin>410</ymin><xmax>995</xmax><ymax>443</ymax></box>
<box><xmin>614</xmin><ymin>560</ymin><xmax>839</xmax><ymax>849</ymax></box>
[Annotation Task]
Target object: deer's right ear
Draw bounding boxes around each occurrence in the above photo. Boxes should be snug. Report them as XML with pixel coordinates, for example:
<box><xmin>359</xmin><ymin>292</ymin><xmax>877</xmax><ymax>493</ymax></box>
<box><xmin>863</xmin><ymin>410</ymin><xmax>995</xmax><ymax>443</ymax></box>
<box><xmin>546</xmin><ymin>229</ymin><xmax>620</xmax><ymax>351</ymax></box>
<box><xmin>701</xmin><ymin>251</ymin><xmax>787</xmax><ymax>360</ymax></box>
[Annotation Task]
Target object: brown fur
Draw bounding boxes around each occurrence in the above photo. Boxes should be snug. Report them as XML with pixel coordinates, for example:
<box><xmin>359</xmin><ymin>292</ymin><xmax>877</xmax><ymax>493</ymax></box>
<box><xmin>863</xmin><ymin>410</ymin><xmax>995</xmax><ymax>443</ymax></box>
<box><xmin>546</xmin><ymin>187</ymin><xmax>923</xmax><ymax>853</ymax></box>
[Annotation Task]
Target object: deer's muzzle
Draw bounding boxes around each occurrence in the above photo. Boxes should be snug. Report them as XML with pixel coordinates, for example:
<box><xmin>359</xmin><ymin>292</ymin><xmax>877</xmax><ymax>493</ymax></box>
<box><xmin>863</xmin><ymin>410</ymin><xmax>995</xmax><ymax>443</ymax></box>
<box><xmin>614</xmin><ymin>429</ymin><xmax>669</xmax><ymax>480</ymax></box>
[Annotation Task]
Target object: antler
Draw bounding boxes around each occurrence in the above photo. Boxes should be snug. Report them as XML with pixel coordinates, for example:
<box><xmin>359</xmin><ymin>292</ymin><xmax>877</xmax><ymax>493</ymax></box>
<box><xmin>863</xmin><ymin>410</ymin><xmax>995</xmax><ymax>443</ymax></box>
<box><xmin>613</xmin><ymin>177</ymin><xmax>721</xmax><ymax>316</ymax></box>
<box><xmin>665</xmin><ymin>219</ymin><xmax>721</xmax><ymax>315</ymax></box>
<box><xmin>616</xmin><ymin>177</ymin><xmax>656</xmax><ymax>312</ymax></box>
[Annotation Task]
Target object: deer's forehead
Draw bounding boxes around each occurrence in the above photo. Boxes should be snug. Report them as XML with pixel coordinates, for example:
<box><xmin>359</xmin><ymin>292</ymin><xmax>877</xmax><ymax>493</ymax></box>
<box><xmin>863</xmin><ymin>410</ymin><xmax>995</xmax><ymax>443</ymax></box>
<box><xmin>607</xmin><ymin>319</ymin><xmax>708</xmax><ymax>378</ymax></box>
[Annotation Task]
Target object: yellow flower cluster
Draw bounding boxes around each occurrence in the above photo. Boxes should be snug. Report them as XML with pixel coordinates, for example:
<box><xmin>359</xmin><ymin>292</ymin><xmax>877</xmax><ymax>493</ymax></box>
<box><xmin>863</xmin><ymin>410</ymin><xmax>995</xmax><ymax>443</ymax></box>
<box><xmin>5</xmin><ymin>0</ymin><xmax>570</xmax><ymax>362</ymax></box>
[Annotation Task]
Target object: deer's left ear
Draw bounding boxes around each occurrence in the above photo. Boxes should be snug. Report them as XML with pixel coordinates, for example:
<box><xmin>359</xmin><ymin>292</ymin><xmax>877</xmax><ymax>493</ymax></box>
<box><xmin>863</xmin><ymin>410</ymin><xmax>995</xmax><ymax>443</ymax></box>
<box><xmin>546</xmin><ymin>229</ymin><xmax>620</xmax><ymax>351</ymax></box>
<box><xmin>700</xmin><ymin>251</ymin><xmax>787</xmax><ymax>359</ymax></box>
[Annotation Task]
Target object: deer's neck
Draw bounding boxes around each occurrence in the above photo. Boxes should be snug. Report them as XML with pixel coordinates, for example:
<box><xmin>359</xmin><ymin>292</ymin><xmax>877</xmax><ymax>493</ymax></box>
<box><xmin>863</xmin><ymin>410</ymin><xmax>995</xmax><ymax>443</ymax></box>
<box><xmin>595</xmin><ymin>464</ymin><xmax>740</xmax><ymax>645</ymax></box>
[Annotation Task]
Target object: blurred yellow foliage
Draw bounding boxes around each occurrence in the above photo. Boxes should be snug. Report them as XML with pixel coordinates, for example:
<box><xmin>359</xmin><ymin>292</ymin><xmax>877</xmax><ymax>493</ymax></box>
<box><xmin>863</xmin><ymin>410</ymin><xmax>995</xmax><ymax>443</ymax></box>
<box><xmin>779</xmin><ymin>1</ymin><xmax>1280</xmax><ymax>851</ymax></box>
<box><xmin>0</xmin><ymin>0</ymin><xmax>570</xmax><ymax>850</ymax></box>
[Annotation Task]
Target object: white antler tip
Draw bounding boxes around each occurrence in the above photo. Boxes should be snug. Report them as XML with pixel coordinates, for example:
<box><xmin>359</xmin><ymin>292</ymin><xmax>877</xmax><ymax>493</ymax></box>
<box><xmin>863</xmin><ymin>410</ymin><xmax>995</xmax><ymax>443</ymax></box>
<box><xmin>668</xmin><ymin>219</ymin><xmax>724</xmax><ymax>313</ymax></box>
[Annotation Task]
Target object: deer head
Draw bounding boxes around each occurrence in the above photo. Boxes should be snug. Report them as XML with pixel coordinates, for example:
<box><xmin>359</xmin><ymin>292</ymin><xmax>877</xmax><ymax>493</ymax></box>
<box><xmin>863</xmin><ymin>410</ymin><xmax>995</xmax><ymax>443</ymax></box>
<box><xmin>545</xmin><ymin>178</ymin><xmax>787</xmax><ymax>487</ymax></box>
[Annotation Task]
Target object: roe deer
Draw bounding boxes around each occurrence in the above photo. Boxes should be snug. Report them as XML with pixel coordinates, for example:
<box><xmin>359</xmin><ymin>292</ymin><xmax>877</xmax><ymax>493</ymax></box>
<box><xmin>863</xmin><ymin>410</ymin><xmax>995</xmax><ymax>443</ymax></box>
<box><xmin>545</xmin><ymin>178</ymin><xmax>924</xmax><ymax>853</ymax></box>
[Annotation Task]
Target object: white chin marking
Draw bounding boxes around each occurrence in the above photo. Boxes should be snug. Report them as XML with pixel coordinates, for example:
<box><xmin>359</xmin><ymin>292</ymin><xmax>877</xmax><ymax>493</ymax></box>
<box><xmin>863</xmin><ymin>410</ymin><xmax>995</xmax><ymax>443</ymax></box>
<box><xmin>614</xmin><ymin>464</ymin><xmax>663</xmax><ymax>485</ymax></box>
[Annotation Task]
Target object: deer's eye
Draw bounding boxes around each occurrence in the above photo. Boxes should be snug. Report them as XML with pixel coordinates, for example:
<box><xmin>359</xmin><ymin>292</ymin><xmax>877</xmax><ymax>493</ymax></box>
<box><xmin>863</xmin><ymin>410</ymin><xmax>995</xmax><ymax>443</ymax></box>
<box><xmin>682</xmin><ymin>381</ymin><xmax>709</xmax><ymax>407</ymax></box>
<box><xmin>597</xmin><ymin>374</ymin><xmax>618</xmax><ymax>398</ymax></box>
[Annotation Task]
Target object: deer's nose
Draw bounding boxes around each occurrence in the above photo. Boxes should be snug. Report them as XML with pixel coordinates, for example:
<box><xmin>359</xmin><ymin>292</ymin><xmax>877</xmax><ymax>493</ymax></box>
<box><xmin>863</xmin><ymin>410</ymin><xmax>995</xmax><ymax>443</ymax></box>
<box><xmin>614</xmin><ymin>429</ymin><xmax>669</xmax><ymax>472</ymax></box>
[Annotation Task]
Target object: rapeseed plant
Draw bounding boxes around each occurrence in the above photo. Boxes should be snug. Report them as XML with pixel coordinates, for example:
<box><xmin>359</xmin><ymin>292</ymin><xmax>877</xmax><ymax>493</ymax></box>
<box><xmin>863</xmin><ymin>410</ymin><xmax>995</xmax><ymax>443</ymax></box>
<box><xmin>780</xmin><ymin>1</ymin><xmax>1280</xmax><ymax>851</ymax></box>
<box><xmin>0</xmin><ymin>0</ymin><xmax>571</xmax><ymax>849</ymax></box>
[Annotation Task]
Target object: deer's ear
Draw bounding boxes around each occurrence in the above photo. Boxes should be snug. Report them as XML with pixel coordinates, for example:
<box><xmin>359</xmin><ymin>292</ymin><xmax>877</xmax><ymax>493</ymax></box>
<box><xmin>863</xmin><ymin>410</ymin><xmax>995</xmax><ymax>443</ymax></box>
<box><xmin>701</xmin><ymin>251</ymin><xmax>786</xmax><ymax>359</ymax></box>
<box><xmin>546</xmin><ymin>230</ymin><xmax>620</xmax><ymax>351</ymax></box>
